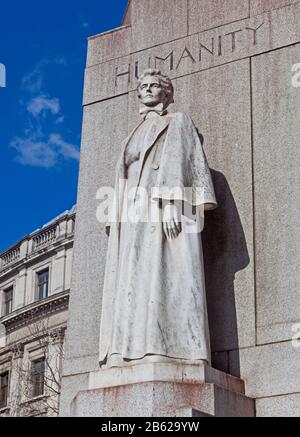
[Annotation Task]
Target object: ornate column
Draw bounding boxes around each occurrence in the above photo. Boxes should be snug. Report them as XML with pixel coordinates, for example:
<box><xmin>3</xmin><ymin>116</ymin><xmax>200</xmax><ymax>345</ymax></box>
<box><xmin>10</xmin><ymin>343</ymin><xmax>25</xmax><ymax>417</ymax></box>
<box><xmin>47</xmin><ymin>328</ymin><xmax>65</xmax><ymax>416</ymax></box>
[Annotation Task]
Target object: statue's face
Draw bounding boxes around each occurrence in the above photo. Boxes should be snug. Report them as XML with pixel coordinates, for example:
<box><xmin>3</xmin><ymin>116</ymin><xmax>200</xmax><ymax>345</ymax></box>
<box><xmin>139</xmin><ymin>76</ymin><xmax>167</xmax><ymax>107</ymax></box>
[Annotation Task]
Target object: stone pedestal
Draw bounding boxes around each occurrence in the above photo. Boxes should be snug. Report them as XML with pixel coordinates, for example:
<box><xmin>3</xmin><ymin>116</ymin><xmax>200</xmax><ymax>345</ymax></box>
<box><xmin>70</xmin><ymin>363</ymin><xmax>255</xmax><ymax>417</ymax></box>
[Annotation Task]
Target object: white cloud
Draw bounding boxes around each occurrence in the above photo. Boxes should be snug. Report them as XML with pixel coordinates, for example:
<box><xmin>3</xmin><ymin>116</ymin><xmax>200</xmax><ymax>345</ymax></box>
<box><xmin>21</xmin><ymin>58</ymin><xmax>67</xmax><ymax>94</ymax></box>
<box><xmin>49</xmin><ymin>134</ymin><xmax>80</xmax><ymax>161</ymax></box>
<box><xmin>10</xmin><ymin>137</ymin><xmax>58</xmax><ymax>168</ymax></box>
<box><xmin>10</xmin><ymin>133</ymin><xmax>79</xmax><ymax>168</ymax></box>
<box><xmin>22</xmin><ymin>68</ymin><xmax>43</xmax><ymax>94</ymax></box>
<box><xmin>11</xmin><ymin>58</ymin><xmax>79</xmax><ymax>169</ymax></box>
<box><xmin>27</xmin><ymin>95</ymin><xmax>60</xmax><ymax>118</ymax></box>
<box><xmin>78</xmin><ymin>13</ymin><xmax>89</xmax><ymax>29</ymax></box>
<box><xmin>55</xmin><ymin>115</ymin><xmax>65</xmax><ymax>124</ymax></box>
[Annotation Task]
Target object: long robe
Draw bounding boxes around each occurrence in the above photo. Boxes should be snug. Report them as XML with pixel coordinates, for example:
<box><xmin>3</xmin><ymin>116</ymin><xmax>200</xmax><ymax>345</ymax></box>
<box><xmin>99</xmin><ymin>111</ymin><xmax>218</xmax><ymax>367</ymax></box>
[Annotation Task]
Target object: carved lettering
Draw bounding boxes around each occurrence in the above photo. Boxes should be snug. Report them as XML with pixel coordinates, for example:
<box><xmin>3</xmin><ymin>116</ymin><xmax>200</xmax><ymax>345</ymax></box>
<box><xmin>246</xmin><ymin>22</ymin><xmax>265</xmax><ymax>45</ymax></box>
<box><xmin>113</xmin><ymin>22</ymin><xmax>266</xmax><ymax>86</ymax></box>
<box><xmin>115</xmin><ymin>64</ymin><xmax>131</xmax><ymax>88</ymax></box>
<box><xmin>218</xmin><ymin>35</ymin><xmax>222</xmax><ymax>57</ymax></box>
<box><xmin>199</xmin><ymin>38</ymin><xmax>214</xmax><ymax>62</ymax></box>
<box><xmin>155</xmin><ymin>51</ymin><xmax>174</xmax><ymax>71</ymax></box>
<box><xmin>135</xmin><ymin>61</ymin><xmax>139</xmax><ymax>79</ymax></box>
<box><xmin>176</xmin><ymin>47</ymin><xmax>196</xmax><ymax>70</ymax></box>
<box><xmin>225</xmin><ymin>29</ymin><xmax>243</xmax><ymax>52</ymax></box>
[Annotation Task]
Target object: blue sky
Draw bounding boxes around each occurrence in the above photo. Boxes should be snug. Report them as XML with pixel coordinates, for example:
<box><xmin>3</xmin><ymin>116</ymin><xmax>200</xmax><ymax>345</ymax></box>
<box><xmin>0</xmin><ymin>0</ymin><xmax>128</xmax><ymax>252</ymax></box>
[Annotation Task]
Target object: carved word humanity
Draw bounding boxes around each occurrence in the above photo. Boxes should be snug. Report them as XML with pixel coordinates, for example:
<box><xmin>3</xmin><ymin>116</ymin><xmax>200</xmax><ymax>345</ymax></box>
<box><xmin>115</xmin><ymin>23</ymin><xmax>265</xmax><ymax>86</ymax></box>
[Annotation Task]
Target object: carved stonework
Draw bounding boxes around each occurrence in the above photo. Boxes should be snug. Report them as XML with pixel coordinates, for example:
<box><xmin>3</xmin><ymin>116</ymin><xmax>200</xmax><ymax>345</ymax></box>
<box><xmin>49</xmin><ymin>327</ymin><xmax>65</xmax><ymax>344</ymax></box>
<box><xmin>11</xmin><ymin>343</ymin><xmax>24</xmax><ymax>360</ymax></box>
<box><xmin>2</xmin><ymin>291</ymin><xmax>69</xmax><ymax>334</ymax></box>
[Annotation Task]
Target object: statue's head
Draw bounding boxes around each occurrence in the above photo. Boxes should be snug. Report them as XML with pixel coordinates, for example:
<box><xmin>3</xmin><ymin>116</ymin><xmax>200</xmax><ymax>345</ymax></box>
<box><xmin>137</xmin><ymin>69</ymin><xmax>174</xmax><ymax>110</ymax></box>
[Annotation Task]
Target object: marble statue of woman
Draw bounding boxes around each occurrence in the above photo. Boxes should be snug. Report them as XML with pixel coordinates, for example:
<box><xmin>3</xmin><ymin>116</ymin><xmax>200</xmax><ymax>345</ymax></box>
<box><xmin>99</xmin><ymin>69</ymin><xmax>218</xmax><ymax>368</ymax></box>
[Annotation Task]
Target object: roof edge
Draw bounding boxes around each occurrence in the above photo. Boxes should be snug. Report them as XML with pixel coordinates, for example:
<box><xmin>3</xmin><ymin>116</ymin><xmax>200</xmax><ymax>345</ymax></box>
<box><xmin>0</xmin><ymin>205</ymin><xmax>76</xmax><ymax>258</ymax></box>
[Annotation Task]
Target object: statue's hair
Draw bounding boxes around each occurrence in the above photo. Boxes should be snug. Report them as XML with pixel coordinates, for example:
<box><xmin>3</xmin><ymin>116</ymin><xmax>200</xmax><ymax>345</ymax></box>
<box><xmin>137</xmin><ymin>69</ymin><xmax>174</xmax><ymax>107</ymax></box>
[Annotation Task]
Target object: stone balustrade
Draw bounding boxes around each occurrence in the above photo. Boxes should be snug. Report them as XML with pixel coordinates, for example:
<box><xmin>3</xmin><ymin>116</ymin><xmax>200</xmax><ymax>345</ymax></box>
<box><xmin>0</xmin><ymin>246</ymin><xmax>20</xmax><ymax>269</ymax></box>
<box><xmin>32</xmin><ymin>226</ymin><xmax>57</xmax><ymax>251</ymax></box>
<box><xmin>0</xmin><ymin>214</ymin><xmax>75</xmax><ymax>273</ymax></box>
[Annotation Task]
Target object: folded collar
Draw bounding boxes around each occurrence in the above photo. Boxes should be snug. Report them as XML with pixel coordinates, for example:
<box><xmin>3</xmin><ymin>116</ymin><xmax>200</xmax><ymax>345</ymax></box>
<box><xmin>139</xmin><ymin>102</ymin><xmax>168</xmax><ymax>119</ymax></box>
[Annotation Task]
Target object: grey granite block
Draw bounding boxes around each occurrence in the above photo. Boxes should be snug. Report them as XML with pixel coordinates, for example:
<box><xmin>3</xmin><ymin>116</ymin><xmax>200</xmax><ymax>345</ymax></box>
<box><xmin>173</xmin><ymin>60</ymin><xmax>255</xmax><ymax>353</ymax></box>
<box><xmin>256</xmin><ymin>393</ymin><xmax>300</xmax><ymax>417</ymax></box>
<box><xmin>72</xmin><ymin>382</ymin><xmax>254</xmax><ymax>417</ymax></box>
<box><xmin>230</xmin><ymin>342</ymin><xmax>300</xmax><ymax>398</ymax></box>
<box><xmin>188</xmin><ymin>0</ymin><xmax>249</xmax><ymax>34</ymax></box>
<box><xmin>250</xmin><ymin>0</ymin><xmax>300</xmax><ymax>16</ymax></box>
<box><xmin>87</xmin><ymin>26</ymin><xmax>132</xmax><ymax>67</ymax></box>
<box><xmin>252</xmin><ymin>44</ymin><xmax>300</xmax><ymax>345</ymax></box>
<box><xmin>130</xmin><ymin>0</ymin><xmax>188</xmax><ymax>52</ymax></box>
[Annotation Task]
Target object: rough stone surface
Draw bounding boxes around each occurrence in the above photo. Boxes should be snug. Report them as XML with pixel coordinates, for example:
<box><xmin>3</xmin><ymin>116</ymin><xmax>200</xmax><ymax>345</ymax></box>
<box><xmin>130</xmin><ymin>0</ymin><xmax>188</xmax><ymax>52</ymax></box>
<box><xmin>229</xmin><ymin>342</ymin><xmax>300</xmax><ymax>398</ymax></box>
<box><xmin>252</xmin><ymin>44</ymin><xmax>300</xmax><ymax>345</ymax></box>
<box><xmin>89</xmin><ymin>363</ymin><xmax>245</xmax><ymax>395</ymax></box>
<box><xmin>172</xmin><ymin>61</ymin><xmax>255</xmax><ymax>353</ymax></box>
<box><xmin>188</xmin><ymin>0</ymin><xmax>249</xmax><ymax>34</ymax></box>
<box><xmin>250</xmin><ymin>0</ymin><xmax>300</xmax><ymax>15</ymax></box>
<box><xmin>212</xmin><ymin>351</ymin><xmax>230</xmax><ymax>374</ymax></box>
<box><xmin>83</xmin><ymin>56</ymin><xmax>131</xmax><ymax>106</ymax></box>
<box><xmin>268</xmin><ymin>2</ymin><xmax>300</xmax><ymax>48</ymax></box>
<box><xmin>72</xmin><ymin>382</ymin><xmax>255</xmax><ymax>417</ymax></box>
<box><xmin>59</xmin><ymin>373</ymin><xmax>90</xmax><ymax>417</ymax></box>
<box><xmin>256</xmin><ymin>393</ymin><xmax>300</xmax><ymax>417</ymax></box>
<box><xmin>87</xmin><ymin>26</ymin><xmax>132</xmax><ymax>67</ymax></box>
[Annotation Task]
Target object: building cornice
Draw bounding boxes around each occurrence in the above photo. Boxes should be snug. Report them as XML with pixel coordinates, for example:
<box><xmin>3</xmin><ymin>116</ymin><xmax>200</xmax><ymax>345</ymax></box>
<box><xmin>0</xmin><ymin>290</ymin><xmax>70</xmax><ymax>333</ymax></box>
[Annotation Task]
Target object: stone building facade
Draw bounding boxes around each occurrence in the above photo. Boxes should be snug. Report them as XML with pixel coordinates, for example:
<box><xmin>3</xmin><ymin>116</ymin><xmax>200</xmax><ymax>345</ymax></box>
<box><xmin>0</xmin><ymin>207</ymin><xmax>75</xmax><ymax>417</ymax></box>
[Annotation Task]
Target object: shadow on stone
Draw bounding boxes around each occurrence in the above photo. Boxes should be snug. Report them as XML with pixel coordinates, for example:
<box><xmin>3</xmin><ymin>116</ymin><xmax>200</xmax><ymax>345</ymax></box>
<box><xmin>202</xmin><ymin>168</ymin><xmax>250</xmax><ymax>378</ymax></box>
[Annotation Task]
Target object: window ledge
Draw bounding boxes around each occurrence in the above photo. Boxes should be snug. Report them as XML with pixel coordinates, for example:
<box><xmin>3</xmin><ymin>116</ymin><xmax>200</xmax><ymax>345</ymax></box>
<box><xmin>21</xmin><ymin>395</ymin><xmax>50</xmax><ymax>406</ymax></box>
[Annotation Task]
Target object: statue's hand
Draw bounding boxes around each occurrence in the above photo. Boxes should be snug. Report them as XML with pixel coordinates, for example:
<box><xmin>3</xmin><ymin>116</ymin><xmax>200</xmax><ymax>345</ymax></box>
<box><xmin>163</xmin><ymin>204</ymin><xmax>182</xmax><ymax>240</ymax></box>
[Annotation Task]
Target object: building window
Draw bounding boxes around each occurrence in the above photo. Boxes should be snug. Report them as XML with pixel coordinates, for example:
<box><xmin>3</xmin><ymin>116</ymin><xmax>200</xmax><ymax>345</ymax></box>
<box><xmin>2</xmin><ymin>287</ymin><xmax>13</xmax><ymax>317</ymax></box>
<box><xmin>32</xmin><ymin>358</ymin><xmax>45</xmax><ymax>398</ymax></box>
<box><xmin>0</xmin><ymin>372</ymin><xmax>9</xmax><ymax>409</ymax></box>
<box><xmin>36</xmin><ymin>269</ymin><xmax>49</xmax><ymax>301</ymax></box>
